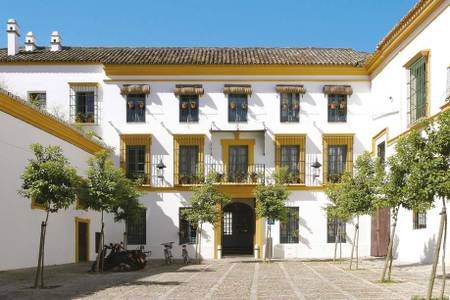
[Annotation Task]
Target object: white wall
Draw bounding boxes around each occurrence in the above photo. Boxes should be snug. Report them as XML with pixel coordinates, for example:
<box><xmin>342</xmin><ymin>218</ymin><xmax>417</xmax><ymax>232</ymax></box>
<box><xmin>0</xmin><ymin>111</ymin><xmax>102</xmax><ymax>270</ymax></box>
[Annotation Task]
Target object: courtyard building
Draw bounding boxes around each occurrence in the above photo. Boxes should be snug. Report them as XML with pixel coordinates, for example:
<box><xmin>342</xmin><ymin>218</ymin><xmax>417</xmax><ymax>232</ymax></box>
<box><xmin>0</xmin><ymin>0</ymin><xmax>449</xmax><ymax>270</ymax></box>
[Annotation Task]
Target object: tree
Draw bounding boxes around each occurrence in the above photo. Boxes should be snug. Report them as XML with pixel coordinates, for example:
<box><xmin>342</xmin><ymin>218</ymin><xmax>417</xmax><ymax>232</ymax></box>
<box><xmin>377</xmin><ymin>126</ymin><xmax>433</xmax><ymax>283</ymax></box>
<box><xmin>79</xmin><ymin>150</ymin><xmax>139</xmax><ymax>272</ymax></box>
<box><xmin>19</xmin><ymin>143</ymin><xmax>79</xmax><ymax>288</ymax></box>
<box><xmin>183</xmin><ymin>172</ymin><xmax>230</xmax><ymax>263</ymax></box>
<box><xmin>254</xmin><ymin>167</ymin><xmax>290</xmax><ymax>261</ymax></box>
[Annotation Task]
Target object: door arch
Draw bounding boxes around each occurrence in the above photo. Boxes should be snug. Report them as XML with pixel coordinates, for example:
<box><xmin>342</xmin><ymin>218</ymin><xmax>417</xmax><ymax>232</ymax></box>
<box><xmin>222</xmin><ymin>202</ymin><xmax>254</xmax><ymax>255</ymax></box>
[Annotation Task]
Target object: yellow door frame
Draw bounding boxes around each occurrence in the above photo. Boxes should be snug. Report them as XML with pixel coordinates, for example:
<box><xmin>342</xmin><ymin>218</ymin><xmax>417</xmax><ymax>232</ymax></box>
<box><xmin>75</xmin><ymin>217</ymin><xmax>90</xmax><ymax>263</ymax></box>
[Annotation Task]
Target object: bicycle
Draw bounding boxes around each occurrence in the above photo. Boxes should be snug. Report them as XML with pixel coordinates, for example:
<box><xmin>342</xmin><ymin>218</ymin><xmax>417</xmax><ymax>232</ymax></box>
<box><xmin>161</xmin><ymin>242</ymin><xmax>174</xmax><ymax>265</ymax></box>
<box><xmin>181</xmin><ymin>244</ymin><xmax>190</xmax><ymax>264</ymax></box>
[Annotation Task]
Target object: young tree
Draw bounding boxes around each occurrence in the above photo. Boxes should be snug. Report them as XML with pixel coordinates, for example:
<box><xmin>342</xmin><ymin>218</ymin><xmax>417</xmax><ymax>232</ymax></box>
<box><xmin>79</xmin><ymin>150</ymin><xmax>137</xmax><ymax>272</ymax></box>
<box><xmin>19</xmin><ymin>144</ymin><xmax>79</xmax><ymax>288</ymax></box>
<box><xmin>184</xmin><ymin>172</ymin><xmax>230</xmax><ymax>263</ymax></box>
<box><xmin>254</xmin><ymin>167</ymin><xmax>290</xmax><ymax>261</ymax></box>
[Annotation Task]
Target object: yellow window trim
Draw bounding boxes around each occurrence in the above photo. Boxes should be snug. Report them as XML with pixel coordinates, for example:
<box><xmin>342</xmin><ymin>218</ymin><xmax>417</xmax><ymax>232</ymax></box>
<box><xmin>221</xmin><ymin>138</ymin><xmax>255</xmax><ymax>181</ymax></box>
<box><xmin>68</xmin><ymin>82</ymin><xmax>99</xmax><ymax>87</ymax></box>
<box><xmin>119</xmin><ymin>134</ymin><xmax>152</xmax><ymax>185</ymax></box>
<box><xmin>322</xmin><ymin>134</ymin><xmax>354</xmax><ymax>184</ymax></box>
<box><xmin>371</xmin><ymin>128</ymin><xmax>389</xmax><ymax>156</ymax></box>
<box><xmin>274</xmin><ymin>134</ymin><xmax>306</xmax><ymax>184</ymax></box>
<box><xmin>173</xmin><ymin>134</ymin><xmax>205</xmax><ymax>186</ymax></box>
<box><xmin>75</xmin><ymin>217</ymin><xmax>90</xmax><ymax>263</ymax></box>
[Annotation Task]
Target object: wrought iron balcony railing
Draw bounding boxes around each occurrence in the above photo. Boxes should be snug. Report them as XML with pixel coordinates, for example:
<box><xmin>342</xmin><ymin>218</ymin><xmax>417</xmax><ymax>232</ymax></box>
<box><xmin>205</xmin><ymin>163</ymin><xmax>265</xmax><ymax>184</ymax></box>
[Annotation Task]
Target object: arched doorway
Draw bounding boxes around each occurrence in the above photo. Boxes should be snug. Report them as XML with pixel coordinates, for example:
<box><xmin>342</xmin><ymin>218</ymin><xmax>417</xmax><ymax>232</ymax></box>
<box><xmin>222</xmin><ymin>202</ymin><xmax>254</xmax><ymax>255</ymax></box>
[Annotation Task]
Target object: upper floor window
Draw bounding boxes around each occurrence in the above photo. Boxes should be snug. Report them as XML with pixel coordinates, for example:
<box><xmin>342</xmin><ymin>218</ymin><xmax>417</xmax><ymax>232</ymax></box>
<box><xmin>126</xmin><ymin>94</ymin><xmax>146</xmax><ymax>123</ymax></box>
<box><xmin>127</xmin><ymin>207</ymin><xmax>146</xmax><ymax>245</ymax></box>
<box><xmin>120</xmin><ymin>134</ymin><xmax>152</xmax><ymax>185</ymax></box>
<box><xmin>228</xmin><ymin>94</ymin><xmax>248</xmax><ymax>122</ymax></box>
<box><xmin>405</xmin><ymin>51</ymin><xmax>429</xmax><ymax>125</ymax></box>
<box><xmin>323</xmin><ymin>85</ymin><xmax>352</xmax><ymax>123</ymax></box>
<box><xmin>280</xmin><ymin>207</ymin><xmax>299</xmax><ymax>244</ymax></box>
<box><xmin>174</xmin><ymin>135</ymin><xmax>204</xmax><ymax>185</ymax></box>
<box><xmin>179</xmin><ymin>208</ymin><xmax>197</xmax><ymax>244</ymax></box>
<box><xmin>224</xmin><ymin>84</ymin><xmax>251</xmax><ymax>123</ymax></box>
<box><xmin>413</xmin><ymin>210</ymin><xmax>426</xmax><ymax>229</ymax></box>
<box><xmin>28</xmin><ymin>91</ymin><xmax>46</xmax><ymax>109</ymax></box>
<box><xmin>328</xmin><ymin>95</ymin><xmax>347</xmax><ymax>122</ymax></box>
<box><xmin>323</xmin><ymin>134</ymin><xmax>353</xmax><ymax>184</ymax></box>
<box><xmin>280</xmin><ymin>93</ymin><xmax>300</xmax><ymax>122</ymax></box>
<box><xmin>377</xmin><ymin>141</ymin><xmax>386</xmax><ymax>165</ymax></box>
<box><xmin>69</xmin><ymin>83</ymin><xmax>98</xmax><ymax>124</ymax></box>
<box><xmin>275</xmin><ymin>135</ymin><xmax>306</xmax><ymax>184</ymax></box>
<box><xmin>179</xmin><ymin>95</ymin><xmax>199</xmax><ymax>122</ymax></box>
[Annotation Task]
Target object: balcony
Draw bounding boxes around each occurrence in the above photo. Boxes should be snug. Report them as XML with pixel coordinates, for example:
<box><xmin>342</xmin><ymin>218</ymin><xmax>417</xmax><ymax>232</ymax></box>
<box><xmin>205</xmin><ymin>163</ymin><xmax>266</xmax><ymax>184</ymax></box>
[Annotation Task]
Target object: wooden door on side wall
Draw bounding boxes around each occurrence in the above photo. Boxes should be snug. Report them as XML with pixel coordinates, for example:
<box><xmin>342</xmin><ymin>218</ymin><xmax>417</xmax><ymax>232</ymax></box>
<box><xmin>371</xmin><ymin>208</ymin><xmax>390</xmax><ymax>257</ymax></box>
<box><xmin>76</xmin><ymin>219</ymin><xmax>89</xmax><ymax>262</ymax></box>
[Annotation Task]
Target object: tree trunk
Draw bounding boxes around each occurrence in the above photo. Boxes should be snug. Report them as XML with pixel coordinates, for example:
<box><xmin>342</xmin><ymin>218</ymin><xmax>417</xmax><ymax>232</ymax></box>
<box><xmin>339</xmin><ymin>223</ymin><xmax>342</xmax><ymax>263</ymax></box>
<box><xmin>34</xmin><ymin>221</ymin><xmax>45</xmax><ymax>288</ymax></box>
<box><xmin>265</xmin><ymin>224</ymin><xmax>271</xmax><ymax>262</ymax></box>
<box><xmin>198</xmin><ymin>223</ymin><xmax>203</xmax><ymax>264</ymax></box>
<box><xmin>440</xmin><ymin>200</ymin><xmax>447</xmax><ymax>300</ymax></box>
<box><xmin>349</xmin><ymin>220</ymin><xmax>357</xmax><ymax>270</ymax></box>
<box><xmin>376</xmin><ymin>208</ymin><xmax>381</xmax><ymax>257</ymax></box>
<box><xmin>427</xmin><ymin>203</ymin><xmax>446</xmax><ymax>299</ymax></box>
<box><xmin>381</xmin><ymin>206</ymin><xmax>398</xmax><ymax>282</ymax></box>
<box><xmin>40</xmin><ymin>210</ymin><xmax>49</xmax><ymax>288</ymax></box>
<box><xmin>356</xmin><ymin>216</ymin><xmax>360</xmax><ymax>270</ymax></box>
<box><xmin>334</xmin><ymin>223</ymin><xmax>339</xmax><ymax>263</ymax></box>
<box><xmin>95</xmin><ymin>211</ymin><xmax>104</xmax><ymax>272</ymax></box>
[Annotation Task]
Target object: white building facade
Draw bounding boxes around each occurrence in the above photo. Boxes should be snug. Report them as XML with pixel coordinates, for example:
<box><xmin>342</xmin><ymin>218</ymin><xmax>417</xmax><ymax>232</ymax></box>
<box><xmin>0</xmin><ymin>0</ymin><xmax>449</xmax><ymax>268</ymax></box>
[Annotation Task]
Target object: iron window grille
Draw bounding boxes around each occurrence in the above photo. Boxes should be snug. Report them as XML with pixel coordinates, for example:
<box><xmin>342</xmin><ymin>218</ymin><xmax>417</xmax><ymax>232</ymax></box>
<box><xmin>179</xmin><ymin>208</ymin><xmax>197</xmax><ymax>244</ymax></box>
<box><xmin>179</xmin><ymin>95</ymin><xmax>199</xmax><ymax>122</ymax></box>
<box><xmin>127</xmin><ymin>207</ymin><xmax>146</xmax><ymax>245</ymax></box>
<box><xmin>120</xmin><ymin>134</ymin><xmax>152</xmax><ymax>185</ymax></box>
<box><xmin>279</xmin><ymin>145</ymin><xmax>303</xmax><ymax>184</ymax></box>
<box><xmin>228</xmin><ymin>94</ymin><xmax>248</xmax><ymax>122</ymax></box>
<box><xmin>323</xmin><ymin>135</ymin><xmax>353</xmax><ymax>184</ymax></box>
<box><xmin>173</xmin><ymin>135</ymin><xmax>204</xmax><ymax>185</ymax></box>
<box><xmin>377</xmin><ymin>141</ymin><xmax>386</xmax><ymax>166</ymax></box>
<box><xmin>407</xmin><ymin>57</ymin><xmax>427</xmax><ymax>125</ymax></box>
<box><xmin>70</xmin><ymin>85</ymin><xmax>98</xmax><ymax>124</ymax></box>
<box><xmin>126</xmin><ymin>94</ymin><xmax>146</xmax><ymax>123</ymax></box>
<box><xmin>280</xmin><ymin>207</ymin><xmax>299</xmax><ymax>243</ymax></box>
<box><xmin>327</xmin><ymin>215</ymin><xmax>346</xmax><ymax>243</ymax></box>
<box><xmin>327</xmin><ymin>145</ymin><xmax>347</xmax><ymax>183</ymax></box>
<box><xmin>223</xmin><ymin>211</ymin><xmax>233</xmax><ymax>235</ymax></box>
<box><xmin>28</xmin><ymin>91</ymin><xmax>46</xmax><ymax>109</ymax></box>
<box><xmin>280</xmin><ymin>93</ymin><xmax>300</xmax><ymax>122</ymax></box>
<box><xmin>328</xmin><ymin>94</ymin><xmax>347</xmax><ymax>122</ymax></box>
<box><xmin>126</xmin><ymin>145</ymin><xmax>146</xmax><ymax>181</ymax></box>
<box><xmin>227</xmin><ymin>145</ymin><xmax>249</xmax><ymax>182</ymax></box>
<box><xmin>413</xmin><ymin>210</ymin><xmax>427</xmax><ymax>229</ymax></box>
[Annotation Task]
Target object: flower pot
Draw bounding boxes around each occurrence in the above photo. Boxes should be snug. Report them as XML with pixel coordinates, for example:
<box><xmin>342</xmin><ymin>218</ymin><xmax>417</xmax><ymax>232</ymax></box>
<box><xmin>215</xmin><ymin>173</ymin><xmax>224</xmax><ymax>183</ymax></box>
<box><xmin>180</xmin><ymin>176</ymin><xmax>190</xmax><ymax>185</ymax></box>
<box><xmin>330</xmin><ymin>102</ymin><xmax>337</xmax><ymax>110</ymax></box>
<box><xmin>138</xmin><ymin>102</ymin><xmax>145</xmax><ymax>109</ymax></box>
<box><xmin>293</xmin><ymin>103</ymin><xmax>300</xmax><ymax>110</ymax></box>
<box><xmin>230</xmin><ymin>101</ymin><xmax>236</xmax><ymax>110</ymax></box>
<box><xmin>76</xmin><ymin>114</ymin><xmax>85</xmax><ymax>123</ymax></box>
<box><xmin>127</xmin><ymin>101</ymin><xmax>135</xmax><ymax>109</ymax></box>
<box><xmin>86</xmin><ymin>114</ymin><xmax>95</xmax><ymax>123</ymax></box>
<box><xmin>241</xmin><ymin>103</ymin><xmax>247</xmax><ymax>110</ymax></box>
<box><xmin>339</xmin><ymin>101</ymin><xmax>346</xmax><ymax>110</ymax></box>
<box><xmin>250</xmin><ymin>173</ymin><xmax>258</xmax><ymax>183</ymax></box>
<box><xmin>190</xmin><ymin>101</ymin><xmax>197</xmax><ymax>109</ymax></box>
<box><xmin>282</xmin><ymin>103</ymin><xmax>288</xmax><ymax>110</ymax></box>
<box><xmin>181</xmin><ymin>102</ymin><xmax>188</xmax><ymax>110</ymax></box>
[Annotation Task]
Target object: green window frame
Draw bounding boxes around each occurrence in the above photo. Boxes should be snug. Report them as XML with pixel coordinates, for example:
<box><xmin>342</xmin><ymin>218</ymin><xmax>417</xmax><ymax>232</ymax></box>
<box><xmin>327</xmin><ymin>214</ymin><xmax>346</xmax><ymax>243</ymax></box>
<box><xmin>413</xmin><ymin>210</ymin><xmax>426</xmax><ymax>230</ymax></box>
<box><xmin>408</xmin><ymin>57</ymin><xmax>427</xmax><ymax>124</ymax></box>
<box><xmin>127</xmin><ymin>207</ymin><xmax>146</xmax><ymax>245</ymax></box>
<box><xmin>126</xmin><ymin>145</ymin><xmax>146</xmax><ymax>181</ymax></box>
<box><xmin>179</xmin><ymin>208</ymin><xmax>197</xmax><ymax>244</ymax></box>
<box><xmin>280</xmin><ymin>93</ymin><xmax>300</xmax><ymax>122</ymax></box>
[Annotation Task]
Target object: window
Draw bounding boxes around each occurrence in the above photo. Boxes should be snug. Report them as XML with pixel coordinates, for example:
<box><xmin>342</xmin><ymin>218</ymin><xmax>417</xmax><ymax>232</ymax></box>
<box><xmin>127</xmin><ymin>207</ymin><xmax>146</xmax><ymax>245</ymax></box>
<box><xmin>179</xmin><ymin>145</ymin><xmax>199</xmax><ymax>184</ymax></box>
<box><xmin>28</xmin><ymin>91</ymin><xmax>46</xmax><ymax>109</ymax></box>
<box><xmin>275</xmin><ymin>135</ymin><xmax>306</xmax><ymax>184</ymax></box>
<box><xmin>179</xmin><ymin>208</ymin><xmax>197</xmax><ymax>244</ymax></box>
<box><xmin>280</xmin><ymin>207</ymin><xmax>299</xmax><ymax>243</ymax></box>
<box><xmin>126</xmin><ymin>94</ymin><xmax>146</xmax><ymax>123</ymax></box>
<box><xmin>328</xmin><ymin>94</ymin><xmax>347</xmax><ymax>122</ymax></box>
<box><xmin>406</xmin><ymin>53</ymin><xmax>428</xmax><ymax>125</ymax></box>
<box><xmin>69</xmin><ymin>83</ymin><xmax>98</xmax><ymax>124</ymax></box>
<box><xmin>126</xmin><ymin>145</ymin><xmax>146</xmax><ymax>180</ymax></box>
<box><xmin>377</xmin><ymin>141</ymin><xmax>386</xmax><ymax>165</ymax></box>
<box><xmin>446</xmin><ymin>67</ymin><xmax>450</xmax><ymax>101</ymax></box>
<box><xmin>280</xmin><ymin>93</ymin><xmax>300</xmax><ymax>122</ymax></box>
<box><xmin>179</xmin><ymin>95</ymin><xmax>199</xmax><ymax>122</ymax></box>
<box><xmin>228</xmin><ymin>145</ymin><xmax>248</xmax><ymax>182</ymax></box>
<box><xmin>223</xmin><ymin>211</ymin><xmax>233</xmax><ymax>235</ymax></box>
<box><xmin>413</xmin><ymin>210</ymin><xmax>427</xmax><ymax>229</ymax></box>
<box><xmin>327</xmin><ymin>214</ymin><xmax>346</xmax><ymax>243</ymax></box>
<box><xmin>323</xmin><ymin>135</ymin><xmax>353</xmax><ymax>184</ymax></box>
<box><xmin>174</xmin><ymin>135</ymin><xmax>205</xmax><ymax>185</ymax></box>
<box><xmin>120</xmin><ymin>134</ymin><xmax>152</xmax><ymax>185</ymax></box>
<box><xmin>228</xmin><ymin>94</ymin><xmax>248</xmax><ymax>122</ymax></box>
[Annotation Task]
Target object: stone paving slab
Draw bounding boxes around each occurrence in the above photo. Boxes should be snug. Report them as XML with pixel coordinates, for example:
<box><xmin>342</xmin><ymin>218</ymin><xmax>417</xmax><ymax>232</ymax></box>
<box><xmin>1</xmin><ymin>258</ymin><xmax>450</xmax><ymax>299</ymax></box>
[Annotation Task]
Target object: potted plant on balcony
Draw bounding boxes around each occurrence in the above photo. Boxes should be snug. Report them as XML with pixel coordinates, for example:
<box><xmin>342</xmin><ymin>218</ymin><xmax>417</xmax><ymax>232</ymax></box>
<box><xmin>235</xmin><ymin>172</ymin><xmax>245</xmax><ymax>183</ymax></box>
<box><xmin>250</xmin><ymin>171</ymin><xmax>258</xmax><ymax>183</ymax></box>
<box><xmin>230</xmin><ymin>101</ymin><xmax>237</xmax><ymax>110</ymax></box>
<box><xmin>215</xmin><ymin>172</ymin><xmax>224</xmax><ymax>183</ymax></box>
<box><xmin>138</xmin><ymin>101</ymin><xmax>145</xmax><ymax>109</ymax></box>
<box><xmin>76</xmin><ymin>112</ymin><xmax>85</xmax><ymax>123</ymax></box>
<box><xmin>86</xmin><ymin>113</ymin><xmax>95</xmax><ymax>123</ymax></box>
<box><xmin>181</xmin><ymin>101</ymin><xmax>188</xmax><ymax>110</ymax></box>
<box><xmin>241</xmin><ymin>102</ymin><xmax>248</xmax><ymax>110</ymax></box>
<box><xmin>293</xmin><ymin>99</ymin><xmax>300</xmax><ymax>110</ymax></box>
<box><xmin>339</xmin><ymin>100</ymin><xmax>346</xmax><ymax>110</ymax></box>
<box><xmin>180</xmin><ymin>174</ymin><xmax>190</xmax><ymax>185</ymax></box>
<box><xmin>190</xmin><ymin>101</ymin><xmax>197</xmax><ymax>109</ymax></box>
<box><xmin>329</xmin><ymin>101</ymin><xmax>337</xmax><ymax>110</ymax></box>
<box><xmin>127</xmin><ymin>101</ymin><xmax>134</xmax><ymax>109</ymax></box>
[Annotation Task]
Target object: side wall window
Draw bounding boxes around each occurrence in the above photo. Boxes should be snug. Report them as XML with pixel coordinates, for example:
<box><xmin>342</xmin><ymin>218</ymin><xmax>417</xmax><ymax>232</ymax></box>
<box><xmin>28</xmin><ymin>91</ymin><xmax>46</xmax><ymax>109</ymax></box>
<box><xmin>127</xmin><ymin>94</ymin><xmax>146</xmax><ymax>123</ymax></box>
<box><xmin>280</xmin><ymin>93</ymin><xmax>300</xmax><ymax>122</ymax></box>
<box><xmin>179</xmin><ymin>95</ymin><xmax>199</xmax><ymax>122</ymax></box>
<box><xmin>327</xmin><ymin>214</ymin><xmax>346</xmax><ymax>243</ymax></box>
<box><xmin>127</xmin><ymin>207</ymin><xmax>146</xmax><ymax>245</ymax></box>
<box><xmin>413</xmin><ymin>210</ymin><xmax>427</xmax><ymax>229</ymax></box>
<box><xmin>179</xmin><ymin>208</ymin><xmax>197</xmax><ymax>244</ymax></box>
<box><xmin>228</xmin><ymin>94</ymin><xmax>248</xmax><ymax>122</ymax></box>
<box><xmin>328</xmin><ymin>94</ymin><xmax>347</xmax><ymax>122</ymax></box>
<box><xmin>407</xmin><ymin>56</ymin><xmax>427</xmax><ymax>125</ymax></box>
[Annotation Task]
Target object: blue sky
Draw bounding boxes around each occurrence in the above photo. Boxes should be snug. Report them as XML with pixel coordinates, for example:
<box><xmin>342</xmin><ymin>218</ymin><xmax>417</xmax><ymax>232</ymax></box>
<box><xmin>2</xmin><ymin>0</ymin><xmax>417</xmax><ymax>52</ymax></box>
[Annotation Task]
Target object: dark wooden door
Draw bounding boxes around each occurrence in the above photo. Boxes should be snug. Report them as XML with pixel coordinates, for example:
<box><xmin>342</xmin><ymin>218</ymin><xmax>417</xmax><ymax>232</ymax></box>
<box><xmin>78</xmin><ymin>222</ymin><xmax>88</xmax><ymax>262</ymax></box>
<box><xmin>371</xmin><ymin>208</ymin><xmax>390</xmax><ymax>257</ymax></box>
<box><xmin>222</xmin><ymin>202</ymin><xmax>254</xmax><ymax>255</ymax></box>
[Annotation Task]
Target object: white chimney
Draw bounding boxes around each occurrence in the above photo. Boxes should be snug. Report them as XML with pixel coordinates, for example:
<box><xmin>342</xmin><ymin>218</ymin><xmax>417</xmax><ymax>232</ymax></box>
<box><xmin>6</xmin><ymin>19</ymin><xmax>20</xmax><ymax>56</ymax></box>
<box><xmin>25</xmin><ymin>32</ymin><xmax>36</xmax><ymax>52</ymax></box>
<box><xmin>50</xmin><ymin>31</ymin><xmax>61</xmax><ymax>51</ymax></box>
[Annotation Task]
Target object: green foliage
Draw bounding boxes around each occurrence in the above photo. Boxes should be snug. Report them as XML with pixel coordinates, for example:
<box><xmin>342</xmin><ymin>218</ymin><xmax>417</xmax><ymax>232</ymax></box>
<box><xmin>19</xmin><ymin>143</ymin><xmax>79</xmax><ymax>213</ymax></box>
<box><xmin>183</xmin><ymin>171</ymin><xmax>230</xmax><ymax>226</ymax></box>
<box><xmin>78</xmin><ymin>150</ymin><xmax>142</xmax><ymax>220</ymax></box>
<box><xmin>254</xmin><ymin>168</ymin><xmax>289</xmax><ymax>222</ymax></box>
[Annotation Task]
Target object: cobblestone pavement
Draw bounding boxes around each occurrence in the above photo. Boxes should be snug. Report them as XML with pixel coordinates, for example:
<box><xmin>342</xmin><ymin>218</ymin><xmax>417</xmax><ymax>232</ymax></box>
<box><xmin>1</xmin><ymin>258</ymin><xmax>449</xmax><ymax>299</ymax></box>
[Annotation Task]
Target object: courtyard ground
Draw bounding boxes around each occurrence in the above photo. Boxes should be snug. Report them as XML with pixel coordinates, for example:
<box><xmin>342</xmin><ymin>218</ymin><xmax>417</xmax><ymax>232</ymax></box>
<box><xmin>0</xmin><ymin>257</ymin><xmax>448</xmax><ymax>300</ymax></box>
